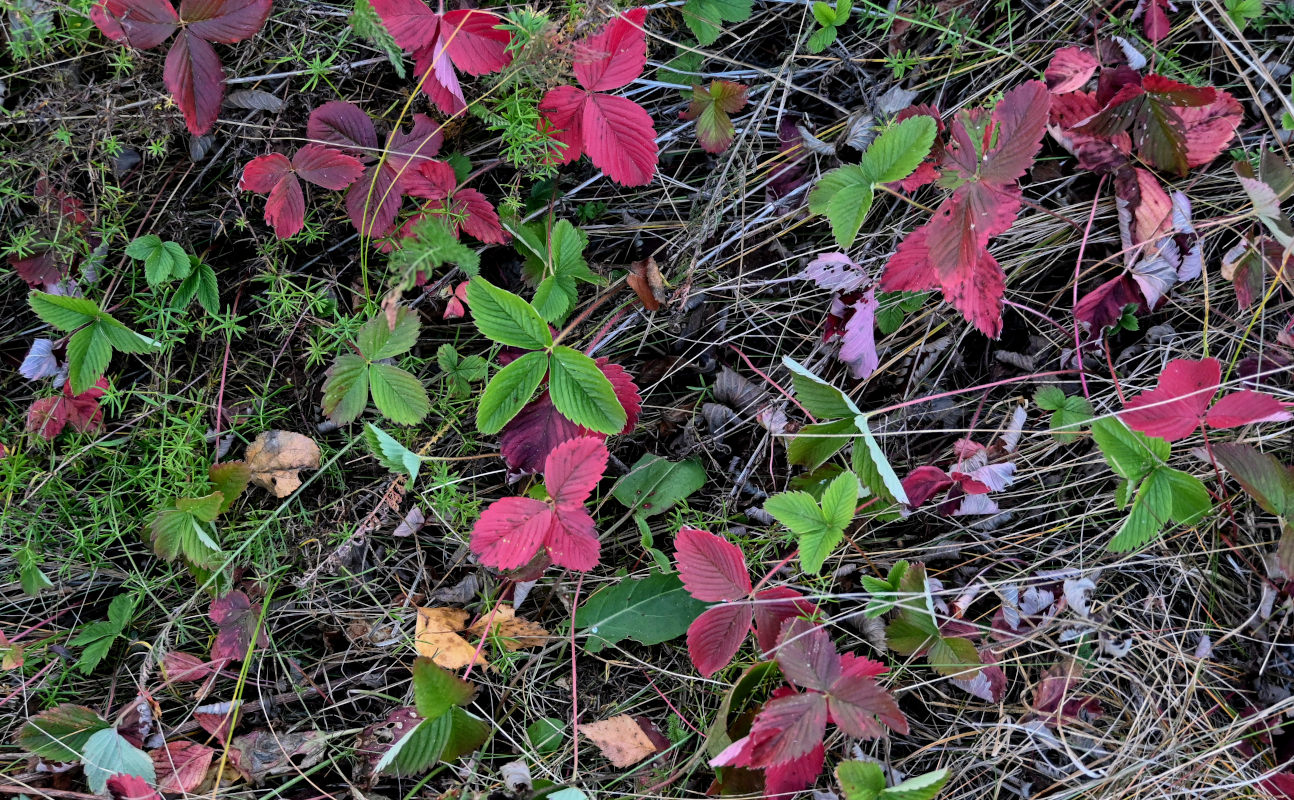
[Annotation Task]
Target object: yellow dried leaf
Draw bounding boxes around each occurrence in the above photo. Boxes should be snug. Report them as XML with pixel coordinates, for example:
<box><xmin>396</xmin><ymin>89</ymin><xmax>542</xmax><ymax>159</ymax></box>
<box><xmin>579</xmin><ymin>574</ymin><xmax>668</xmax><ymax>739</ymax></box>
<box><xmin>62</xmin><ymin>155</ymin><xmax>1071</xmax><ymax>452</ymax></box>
<box><xmin>580</xmin><ymin>714</ymin><xmax>659</xmax><ymax>768</ymax></box>
<box><xmin>466</xmin><ymin>605</ymin><xmax>548</xmax><ymax>651</ymax></box>
<box><xmin>414</xmin><ymin>607</ymin><xmax>481</xmax><ymax>669</ymax></box>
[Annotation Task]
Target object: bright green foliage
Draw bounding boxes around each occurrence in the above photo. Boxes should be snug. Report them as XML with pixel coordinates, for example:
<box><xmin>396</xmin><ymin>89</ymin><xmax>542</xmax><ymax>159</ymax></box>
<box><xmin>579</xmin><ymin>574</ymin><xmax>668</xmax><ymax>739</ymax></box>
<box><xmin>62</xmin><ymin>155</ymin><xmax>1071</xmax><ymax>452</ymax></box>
<box><xmin>807</xmin><ymin>0</ymin><xmax>851</xmax><ymax>53</ymax></box>
<box><xmin>1224</xmin><ymin>0</ymin><xmax>1263</xmax><ymax>29</ymax></box>
<box><xmin>681</xmin><ymin>0</ymin><xmax>752</xmax><ymax>45</ymax></box>
<box><xmin>527</xmin><ymin>717</ymin><xmax>565</xmax><ymax>753</ymax></box>
<box><xmin>437</xmin><ymin>343</ymin><xmax>487</xmax><ymax>399</ymax></box>
<box><xmin>172</xmin><ymin>255</ymin><xmax>220</xmax><ymax>314</ymax></box>
<box><xmin>809</xmin><ymin>116</ymin><xmax>937</xmax><ymax>248</ymax></box>
<box><xmin>375</xmin><ymin>657</ymin><xmax>486</xmax><ymax>774</ymax></box>
<box><xmin>469</xmin><ymin>278</ymin><xmax>626</xmax><ymax>434</ymax></box>
<box><xmin>1091</xmin><ymin>418</ymin><xmax>1211</xmax><ymax>551</ymax></box>
<box><xmin>69</xmin><ymin>594</ymin><xmax>136</xmax><ymax>674</ymax></box>
<box><xmin>125</xmin><ymin>234</ymin><xmax>190</xmax><ymax>288</ymax></box>
<box><xmin>17</xmin><ymin>704</ymin><xmax>111</xmax><ymax>762</ymax></box>
<box><xmin>514</xmin><ymin>219</ymin><xmax>600</xmax><ymax>324</ymax></box>
<box><xmin>837</xmin><ymin>761</ymin><xmax>950</xmax><ymax>800</ymax></box>
<box><xmin>208</xmin><ymin>461</ymin><xmax>250</xmax><ymax>514</ymax></box>
<box><xmin>782</xmin><ymin>357</ymin><xmax>908</xmax><ymax>505</ymax></box>
<box><xmin>1034</xmin><ymin>386</ymin><xmax>1093</xmax><ymax>444</ymax></box>
<box><xmin>322</xmin><ymin>307</ymin><xmax>430</xmax><ymax>425</ymax></box>
<box><xmin>613</xmin><ymin>455</ymin><xmax>707</xmax><ymax>570</ymax></box>
<box><xmin>658</xmin><ymin>49</ymin><xmax>704</xmax><ymax>94</ymax></box>
<box><xmin>576</xmin><ymin>571</ymin><xmax>708</xmax><ymax>653</ymax></box>
<box><xmin>764</xmin><ymin>470</ymin><xmax>860</xmax><ymax>574</ymax></box>
<box><xmin>387</xmin><ymin>217</ymin><xmax>480</xmax><ymax>289</ymax></box>
<box><xmin>860</xmin><ymin>560</ymin><xmax>909</xmax><ymax>618</ymax></box>
<box><xmin>365</xmin><ymin>424</ymin><xmax>423</xmax><ymax>481</ymax></box>
<box><xmin>350</xmin><ymin>0</ymin><xmax>405</xmax><ymax>77</ymax></box>
<box><xmin>149</xmin><ymin>491</ymin><xmax>225</xmax><ymax>568</ymax></box>
<box><xmin>875</xmin><ymin>291</ymin><xmax>928</xmax><ymax>335</ymax></box>
<box><xmin>80</xmin><ymin>727</ymin><xmax>155</xmax><ymax>794</ymax></box>
<box><xmin>28</xmin><ymin>292</ymin><xmax>161</xmax><ymax>394</ymax></box>
<box><xmin>15</xmin><ymin>544</ymin><xmax>54</xmax><ymax>596</ymax></box>
<box><xmin>884</xmin><ymin>563</ymin><xmax>981</xmax><ymax>678</ymax></box>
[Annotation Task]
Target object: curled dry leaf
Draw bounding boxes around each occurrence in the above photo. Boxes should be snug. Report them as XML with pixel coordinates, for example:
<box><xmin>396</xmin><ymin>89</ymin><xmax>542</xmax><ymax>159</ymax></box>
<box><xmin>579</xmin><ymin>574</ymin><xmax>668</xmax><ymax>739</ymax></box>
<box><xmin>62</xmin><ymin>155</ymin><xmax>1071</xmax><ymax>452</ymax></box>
<box><xmin>465</xmin><ymin>604</ymin><xmax>549</xmax><ymax>650</ymax></box>
<box><xmin>580</xmin><ymin>714</ymin><xmax>661</xmax><ymax>768</ymax></box>
<box><xmin>627</xmin><ymin>256</ymin><xmax>667</xmax><ymax>311</ymax></box>
<box><xmin>244</xmin><ymin>430</ymin><xmax>321</xmax><ymax>497</ymax></box>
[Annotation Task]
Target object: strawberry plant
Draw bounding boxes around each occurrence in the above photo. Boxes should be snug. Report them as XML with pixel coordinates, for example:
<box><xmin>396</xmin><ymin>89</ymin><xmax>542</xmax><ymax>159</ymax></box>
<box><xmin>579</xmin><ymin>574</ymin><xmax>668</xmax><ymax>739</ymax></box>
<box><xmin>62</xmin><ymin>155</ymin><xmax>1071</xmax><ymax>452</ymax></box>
<box><xmin>470</xmin><ymin>435</ymin><xmax>607</xmax><ymax>572</ymax></box>
<box><xmin>764</xmin><ymin>470</ymin><xmax>861</xmax><ymax>575</ymax></box>
<box><xmin>540</xmin><ymin>9</ymin><xmax>659</xmax><ymax>186</ymax></box>
<box><xmin>880</xmin><ymin>81</ymin><xmax>1051</xmax><ymax>337</ymax></box>
<box><xmin>511</xmin><ymin>217</ymin><xmax>601</xmax><ymax>325</ymax></box>
<box><xmin>124</xmin><ymin>236</ymin><xmax>220</xmax><ymax>313</ymax></box>
<box><xmin>90</xmin><ymin>0</ymin><xmax>272</xmax><ymax>134</ymax></box>
<box><xmin>1120</xmin><ymin>357</ymin><xmax>1290</xmax><ymax>442</ymax></box>
<box><xmin>882</xmin><ymin>563</ymin><xmax>982</xmax><ymax>677</ymax></box>
<box><xmin>374</xmin><ymin>657</ymin><xmax>487</xmax><ymax>773</ymax></box>
<box><xmin>399</xmin><ymin>161</ymin><xmax>507</xmax><ymax>245</ymax></box>
<box><xmin>148</xmin><ymin>461</ymin><xmax>249</xmax><ymax>567</ymax></box>
<box><xmin>321</xmin><ymin>305</ymin><xmax>431</xmax><ymax>425</ymax></box>
<box><xmin>674</xmin><ymin>527</ymin><xmax>815</xmax><ymax>676</ymax></box>
<box><xmin>26</xmin><ymin>377</ymin><xmax>110</xmax><ymax>440</ymax></box>
<box><xmin>808</xmin><ymin>0</ymin><xmax>851</xmax><ymax>53</ymax></box>
<box><xmin>240</xmin><ymin>145</ymin><xmax>365</xmax><ymax>239</ymax></box>
<box><xmin>836</xmin><ymin>761</ymin><xmax>949</xmax><ymax>800</ymax></box>
<box><xmin>28</xmin><ymin>293</ymin><xmax>161</xmax><ymax>394</ymax></box>
<box><xmin>681</xmin><ymin>80</ymin><xmax>749</xmax><ymax>154</ymax></box>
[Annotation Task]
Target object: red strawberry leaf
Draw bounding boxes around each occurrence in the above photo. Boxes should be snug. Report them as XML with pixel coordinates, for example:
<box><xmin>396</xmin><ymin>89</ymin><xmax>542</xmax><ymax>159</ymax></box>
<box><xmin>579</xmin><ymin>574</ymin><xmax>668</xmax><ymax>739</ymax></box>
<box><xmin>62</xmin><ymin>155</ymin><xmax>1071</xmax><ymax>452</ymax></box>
<box><xmin>539</xmin><ymin>86</ymin><xmax>586</xmax><ymax>164</ymax></box>
<box><xmin>1044</xmin><ymin>47</ymin><xmax>1098</xmax><ymax>94</ymax></box>
<box><xmin>744</xmin><ymin>691</ymin><xmax>828</xmax><ymax>766</ymax></box>
<box><xmin>292</xmin><ymin>144</ymin><xmax>364</xmax><ymax>189</ymax></box>
<box><xmin>774</xmin><ymin>618</ymin><xmax>841</xmax><ymax>692</ymax></box>
<box><xmin>1135</xmin><ymin>0</ymin><xmax>1172</xmax><ymax>42</ymax></box>
<box><xmin>105</xmin><ymin>774</ymin><xmax>164</xmax><ymax>800</ymax></box>
<box><xmin>900</xmin><ymin>465</ymin><xmax>956</xmax><ymax>508</ymax></box>
<box><xmin>1205</xmin><ymin>391</ymin><xmax>1292</xmax><ymax>430</ymax></box>
<box><xmin>574</xmin><ymin>8</ymin><xmax>649</xmax><ymax>93</ymax></box>
<box><xmin>826</xmin><ymin>655</ymin><xmax>907</xmax><ymax>738</ymax></box>
<box><xmin>208</xmin><ymin>590</ymin><xmax>267</xmax><ymax>663</ymax></box>
<box><xmin>752</xmin><ymin>587</ymin><xmax>814</xmax><ymax>656</ymax></box>
<box><xmin>179</xmin><ymin>0</ymin><xmax>271</xmax><ymax>43</ymax></box>
<box><xmin>1122</xmin><ymin>357</ymin><xmax>1291</xmax><ymax>442</ymax></box>
<box><xmin>26</xmin><ymin>378</ymin><xmax>109</xmax><ymax>440</ymax></box>
<box><xmin>1074</xmin><ymin>273</ymin><xmax>1144</xmax><ymax>332</ymax></box>
<box><xmin>762</xmin><ymin>742</ymin><xmax>824</xmax><ymax>798</ymax></box>
<box><xmin>164</xmin><ymin>31</ymin><xmax>224</xmax><ymax>134</ymax></box>
<box><xmin>581</xmin><ymin>93</ymin><xmax>658</xmax><ymax>187</ymax></box>
<box><xmin>152</xmin><ymin>740</ymin><xmax>214</xmax><ymax>793</ymax></box>
<box><xmin>471</xmin><ymin>437</ymin><xmax>607</xmax><ymax>572</ymax></box>
<box><xmin>91</xmin><ymin>0</ymin><xmax>178</xmax><ymax>48</ymax></box>
<box><xmin>11</xmin><ymin>251</ymin><xmax>65</xmax><ymax>289</ymax></box>
<box><xmin>307</xmin><ymin>100</ymin><xmax>378</xmax><ymax>154</ymax></box>
<box><xmin>687</xmin><ymin>603</ymin><xmax>754</xmax><ymax>677</ymax></box>
<box><xmin>404</xmin><ymin>160</ymin><xmax>508</xmax><ymax>245</ymax></box>
<box><xmin>675</xmin><ymin>527</ymin><xmax>751</xmax><ymax>601</ymax></box>
<box><xmin>367</xmin><ymin>0</ymin><xmax>438</xmax><ymax>51</ymax></box>
<box><xmin>240</xmin><ymin>153</ymin><xmax>303</xmax><ymax>238</ymax></box>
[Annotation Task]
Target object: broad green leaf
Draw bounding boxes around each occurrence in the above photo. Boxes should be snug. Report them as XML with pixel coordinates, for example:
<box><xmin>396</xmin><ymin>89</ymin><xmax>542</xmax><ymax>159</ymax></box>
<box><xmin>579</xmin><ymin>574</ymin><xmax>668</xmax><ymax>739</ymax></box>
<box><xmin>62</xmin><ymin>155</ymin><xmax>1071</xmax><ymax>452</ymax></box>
<box><xmin>365</xmin><ymin>424</ymin><xmax>422</xmax><ymax>481</ymax></box>
<box><xmin>381</xmin><ymin>715</ymin><xmax>449</xmax><ymax>774</ymax></box>
<box><xmin>467</xmin><ymin>278</ymin><xmax>552</xmax><ymax>350</ymax></box>
<box><xmin>149</xmin><ymin>504</ymin><xmax>222</xmax><ymax>567</ymax></box>
<box><xmin>441</xmin><ymin>707</ymin><xmax>489</xmax><ymax>760</ymax></box>
<box><xmin>1163</xmin><ymin>468</ymin><xmax>1211</xmax><ymax>525</ymax></box>
<box><xmin>527</xmin><ymin>718</ymin><xmax>565</xmax><ymax>753</ymax></box>
<box><xmin>519</xmin><ymin>219</ymin><xmax>596</xmax><ymax>324</ymax></box>
<box><xmin>612</xmin><ymin>455</ymin><xmax>707</xmax><ymax>517</ymax></box>
<box><xmin>811</xmin><ymin>0</ymin><xmax>836</xmax><ymax>25</ymax></box>
<box><xmin>176</xmin><ymin>491</ymin><xmax>223</xmax><ymax>522</ymax></box>
<box><xmin>853</xmin><ymin>419</ymin><xmax>908</xmax><ymax>504</ymax></box>
<box><xmin>681</xmin><ymin>0</ymin><xmax>751</xmax><ymax>45</ymax></box>
<box><xmin>883</xmin><ymin>768</ymin><xmax>950</xmax><ymax>800</ymax></box>
<box><xmin>322</xmin><ymin>354</ymin><xmax>370</xmax><ymax>425</ymax></box>
<box><xmin>861</xmin><ymin>116</ymin><xmax>937</xmax><ymax>184</ymax></box>
<box><xmin>926</xmin><ymin>635</ymin><xmax>981</xmax><ymax>678</ymax></box>
<box><xmin>788</xmin><ymin>418</ymin><xmax>858</xmax><ymax>470</ymax></box>
<box><xmin>807</xmin><ymin>25</ymin><xmax>838</xmax><ymax>53</ymax></box>
<box><xmin>1034</xmin><ymin>386</ymin><xmax>1067</xmax><ymax>410</ymax></box>
<box><xmin>1108</xmin><ymin>466</ymin><xmax>1176</xmax><ymax>551</ymax></box>
<box><xmin>16</xmin><ymin>546</ymin><xmax>54</xmax><ymax>596</ymax></box>
<box><xmin>66</xmin><ymin>324</ymin><xmax>111</xmax><ymax>395</ymax></box>
<box><xmin>126</xmin><ymin>234</ymin><xmax>190</xmax><ymax>287</ymax></box>
<box><xmin>548</xmin><ymin>346</ymin><xmax>625</xmax><ymax>434</ymax></box>
<box><xmin>412</xmin><ymin>657</ymin><xmax>474</xmax><ymax>721</ymax></box>
<box><xmin>533</xmin><ymin>274</ymin><xmax>577</xmax><ymax>324</ymax></box>
<box><xmin>98</xmin><ymin>317</ymin><xmax>160</xmax><ymax>354</ymax></box>
<box><xmin>783</xmin><ymin>357</ymin><xmax>860</xmax><ymax>419</ymax></box>
<box><xmin>820</xmin><ymin>470</ymin><xmax>860</xmax><ymax>529</ymax></box>
<box><xmin>764</xmin><ymin>490</ymin><xmax>824</xmax><ymax>536</ymax></box>
<box><xmin>208</xmin><ymin>462</ymin><xmax>251</xmax><ymax>514</ymax></box>
<box><xmin>885</xmin><ymin>613</ymin><xmax>937</xmax><ymax>655</ymax></box>
<box><xmin>1213</xmin><ymin>442</ymin><xmax>1294</xmax><ymax>516</ymax></box>
<box><xmin>657</xmin><ymin>49</ymin><xmax>704</xmax><ymax>93</ymax></box>
<box><xmin>1036</xmin><ymin>388</ymin><xmax>1093</xmax><ymax>444</ymax></box>
<box><xmin>862</xmin><ymin>560</ymin><xmax>909</xmax><ymax>618</ymax></box>
<box><xmin>1091</xmin><ymin>417</ymin><xmax>1167</xmax><ymax>482</ymax></box>
<box><xmin>80</xmin><ymin>728</ymin><xmax>155</xmax><ymax>795</ymax></box>
<box><xmin>369</xmin><ymin>363</ymin><xmax>430</xmax><ymax>425</ymax></box>
<box><xmin>29</xmin><ymin>292</ymin><xmax>99</xmax><ymax>331</ymax></box>
<box><xmin>575</xmin><ymin>571</ymin><xmax>708</xmax><ymax>653</ymax></box>
<box><xmin>836</xmin><ymin>760</ymin><xmax>886</xmax><ymax>800</ymax></box>
<box><xmin>174</xmin><ymin>260</ymin><xmax>219</xmax><ymax>313</ymax></box>
<box><xmin>476</xmin><ymin>350</ymin><xmax>548</xmax><ymax>434</ymax></box>
<box><xmin>765</xmin><ymin>472</ymin><xmax>858</xmax><ymax>574</ymax></box>
<box><xmin>810</xmin><ymin>165</ymin><xmax>871</xmax><ymax>248</ymax></box>
<box><xmin>18</xmin><ymin>704</ymin><xmax>111</xmax><ymax>762</ymax></box>
<box><xmin>358</xmin><ymin>306</ymin><xmax>421</xmax><ymax>361</ymax></box>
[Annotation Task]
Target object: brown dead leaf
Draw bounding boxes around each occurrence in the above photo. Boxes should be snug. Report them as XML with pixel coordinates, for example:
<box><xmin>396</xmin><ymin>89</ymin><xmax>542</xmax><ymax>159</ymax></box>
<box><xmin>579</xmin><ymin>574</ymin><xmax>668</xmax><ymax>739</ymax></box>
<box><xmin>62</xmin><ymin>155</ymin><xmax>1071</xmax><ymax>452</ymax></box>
<box><xmin>414</xmin><ymin>607</ymin><xmax>481</xmax><ymax>669</ymax></box>
<box><xmin>627</xmin><ymin>257</ymin><xmax>667</xmax><ymax>311</ymax></box>
<box><xmin>580</xmin><ymin>714</ymin><xmax>660</xmax><ymax>767</ymax></box>
<box><xmin>466</xmin><ymin>605</ymin><xmax>548</xmax><ymax>651</ymax></box>
<box><xmin>244</xmin><ymin>431</ymin><xmax>320</xmax><ymax>497</ymax></box>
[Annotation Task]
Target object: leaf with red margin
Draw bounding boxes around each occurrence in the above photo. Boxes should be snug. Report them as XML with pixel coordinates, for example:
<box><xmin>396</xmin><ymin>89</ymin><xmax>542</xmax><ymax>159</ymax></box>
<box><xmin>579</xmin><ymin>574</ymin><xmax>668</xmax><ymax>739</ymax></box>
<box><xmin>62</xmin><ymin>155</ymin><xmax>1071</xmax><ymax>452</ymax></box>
<box><xmin>826</xmin><ymin>655</ymin><xmax>907</xmax><ymax>738</ymax></box>
<box><xmin>687</xmin><ymin>603</ymin><xmax>754</xmax><ymax>677</ymax></box>
<box><xmin>498</xmin><ymin>359</ymin><xmax>640</xmax><ymax>474</ymax></box>
<box><xmin>762</xmin><ymin>742</ymin><xmax>824</xmax><ymax>798</ymax></box>
<box><xmin>1044</xmin><ymin>47</ymin><xmax>1099</xmax><ymax>94</ymax></box>
<box><xmin>774</xmin><ymin>618</ymin><xmax>841</xmax><ymax>692</ymax></box>
<box><xmin>1177</xmin><ymin>91</ymin><xmax>1244</xmax><ymax>169</ymax></box>
<box><xmin>675</xmin><ymin>527</ymin><xmax>751</xmax><ymax>601</ymax></box>
<box><xmin>26</xmin><ymin>378</ymin><xmax>108</xmax><ymax>440</ymax></box>
<box><xmin>1205</xmin><ymin>391</ymin><xmax>1292</xmax><ymax>430</ymax></box>
<box><xmin>1134</xmin><ymin>0</ymin><xmax>1171</xmax><ymax>42</ymax></box>
<box><xmin>106</xmin><ymin>774</ymin><xmax>164</xmax><ymax>800</ymax></box>
<box><xmin>404</xmin><ymin>160</ymin><xmax>508</xmax><ymax>245</ymax></box>
<box><xmin>681</xmin><ymin>80</ymin><xmax>748</xmax><ymax>154</ymax></box>
<box><xmin>152</xmin><ymin>740</ymin><xmax>214</xmax><ymax>793</ymax></box>
<box><xmin>293</xmin><ymin>144</ymin><xmax>364</xmax><ymax>189</ymax></box>
<box><xmin>164</xmin><ymin>31</ymin><xmax>224</xmax><ymax>135</ymax></box>
<box><xmin>11</xmin><ymin>251</ymin><xmax>64</xmax><ymax>289</ymax></box>
<box><xmin>180</xmin><ymin>0</ymin><xmax>271</xmax><ymax>43</ymax></box>
<box><xmin>1047</xmin><ymin>90</ymin><xmax>1130</xmax><ymax>173</ymax></box>
<box><xmin>1121</xmin><ymin>357</ymin><xmax>1291</xmax><ymax>442</ymax></box>
<box><xmin>208</xmin><ymin>590</ymin><xmax>268</xmax><ymax>663</ymax></box>
<box><xmin>574</xmin><ymin>8</ymin><xmax>649</xmax><ymax>92</ymax></box>
<box><xmin>91</xmin><ymin>0</ymin><xmax>178</xmax><ymax>48</ymax></box>
<box><xmin>307</xmin><ymin>100</ymin><xmax>378</xmax><ymax>154</ymax></box>
<box><xmin>582</xmin><ymin>93</ymin><xmax>658</xmax><ymax>187</ymax></box>
<box><xmin>471</xmin><ymin>437</ymin><xmax>607</xmax><ymax>572</ymax></box>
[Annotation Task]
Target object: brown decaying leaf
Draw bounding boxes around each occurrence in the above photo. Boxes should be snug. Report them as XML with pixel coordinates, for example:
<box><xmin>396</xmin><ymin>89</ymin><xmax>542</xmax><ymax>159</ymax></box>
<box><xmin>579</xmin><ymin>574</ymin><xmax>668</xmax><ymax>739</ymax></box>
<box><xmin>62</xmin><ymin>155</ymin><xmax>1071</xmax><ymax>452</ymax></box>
<box><xmin>627</xmin><ymin>257</ymin><xmax>667</xmax><ymax>311</ymax></box>
<box><xmin>580</xmin><ymin>714</ymin><xmax>661</xmax><ymax>767</ymax></box>
<box><xmin>466</xmin><ymin>605</ymin><xmax>549</xmax><ymax>650</ymax></box>
<box><xmin>414</xmin><ymin>607</ymin><xmax>480</xmax><ymax>669</ymax></box>
<box><xmin>244</xmin><ymin>430</ymin><xmax>321</xmax><ymax>497</ymax></box>
<box><xmin>228</xmin><ymin>729</ymin><xmax>326</xmax><ymax>784</ymax></box>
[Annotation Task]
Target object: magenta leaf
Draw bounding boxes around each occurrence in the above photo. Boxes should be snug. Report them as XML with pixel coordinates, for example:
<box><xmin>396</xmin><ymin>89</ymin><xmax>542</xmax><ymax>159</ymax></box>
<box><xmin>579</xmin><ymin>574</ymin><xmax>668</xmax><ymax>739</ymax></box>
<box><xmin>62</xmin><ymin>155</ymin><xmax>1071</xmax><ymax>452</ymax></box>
<box><xmin>208</xmin><ymin>590</ymin><xmax>267</xmax><ymax>663</ymax></box>
<box><xmin>91</xmin><ymin>0</ymin><xmax>178</xmax><ymax>48</ymax></box>
<box><xmin>26</xmin><ymin>378</ymin><xmax>108</xmax><ymax>440</ymax></box>
<box><xmin>292</xmin><ymin>144</ymin><xmax>364</xmax><ymax>189</ymax></box>
<box><xmin>675</xmin><ymin>527</ymin><xmax>751</xmax><ymax>601</ymax></box>
<box><xmin>1204</xmin><ymin>390</ymin><xmax>1292</xmax><ymax>430</ymax></box>
<box><xmin>745</xmin><ymin>691</ymin><xmax>829</xmax><ymax>766</ymax></box>
<box><xmin>687</xmin><ymin>603</ymin><xmax>755</xmax><ymax>677</ymax></box>
<box><xmin>1044</xmin><ymin>46</ymin><xmax>1098</xmax><ymax>94</ymax></box>
<box><xmin>752</xmin><ymin>587</ymin><xmax>814</xmax><ymax>656</ymax></box>
<box><xmin>1122</xmin><ymin>357</ymin><xmax>1290</xmax><ymax>442</ymax></box>
<box><xmin>774</xmin><ymin>618</ymin><xmax>841</xmax><ymax>692</ymax></box>
<box><xmin>573</xmin><ymin>8</ymin><xmax>648</xmax><ymax>92</ymax></box>
<box><xmin>580</xmin><ymin>92</ymin><xmax>658</xmax><ymax>187</ymax></box>
<box><xmin>180</xmin><ymin>0</ymin><xmax>271</xmax><ymax>42</ymax></box>
<box><xmin>164</xmin><ymin>31</ymin><xmax>224</xmax><ymax>134</ymax></box>
<box><xmin>307</xmin><ymin>100</ymin><xmax>379</xmax><ymax>154</ymax></box>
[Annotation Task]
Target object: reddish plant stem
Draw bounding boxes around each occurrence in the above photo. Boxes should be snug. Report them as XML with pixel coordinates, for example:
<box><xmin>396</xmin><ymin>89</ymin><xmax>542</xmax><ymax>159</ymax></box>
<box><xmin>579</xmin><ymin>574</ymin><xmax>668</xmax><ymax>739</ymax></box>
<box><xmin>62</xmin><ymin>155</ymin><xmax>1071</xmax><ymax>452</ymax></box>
<box><xmin>751</xmin><ymin>549</ymin><xmax>800</xmax><ymax>595</ymax></box>
<box><xmin>211</xmin><ymin>286</ymin><xmax>243</xmax><ymax>464</ymax></box>
<box><xmin>1104</xmin><ymin>339</ymin><xmax>1127</xmax><ymax>405</ymax></box>
<box><xmin>584</xmin><ymin>306</ymin><xmax>630</xmax><ymax>355</ymax></box>
<box><xmin>727</xmin><ymin>345</ymin><xmax>816</xmax><ymax>422</ymax></box>
<box><xmin>0</xmin><ymin>660</ymin><xmax>56</xmax><ymax>708</ymax></box>
<box><xmin>641</xmin><ymin>671</ymin><xmax>703</xmax><ymax>736</ymax></box>
<box><xmin>463</xmin><ymin>599</ymin><xmax>505</xmax><ymax>680</ymax></box>
<box><xmin>1071</xmin><ymin>176</ymin><xmax>1107</xmax><ymax>401</ymax></box>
